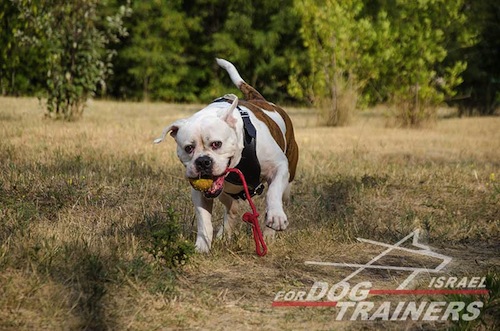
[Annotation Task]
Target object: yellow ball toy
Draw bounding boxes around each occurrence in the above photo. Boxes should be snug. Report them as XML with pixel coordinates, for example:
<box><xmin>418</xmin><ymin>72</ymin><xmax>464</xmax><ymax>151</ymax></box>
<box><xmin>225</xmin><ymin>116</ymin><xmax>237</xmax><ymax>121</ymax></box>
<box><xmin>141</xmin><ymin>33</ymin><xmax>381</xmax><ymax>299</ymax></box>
<box><xmin>189</xmin><ymin>178</ymin><xmax>214</xmax><ymax>191</ymax></box>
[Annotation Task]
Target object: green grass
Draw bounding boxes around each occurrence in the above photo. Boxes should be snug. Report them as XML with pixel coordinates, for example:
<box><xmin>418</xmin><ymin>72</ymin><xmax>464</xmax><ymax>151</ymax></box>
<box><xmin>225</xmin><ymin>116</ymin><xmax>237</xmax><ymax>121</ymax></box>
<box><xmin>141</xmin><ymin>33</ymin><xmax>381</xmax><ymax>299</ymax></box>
<box><xmin>0</xmin><ymin>97</ymin><xmax>499</xmax><ymax>330</ymax></box>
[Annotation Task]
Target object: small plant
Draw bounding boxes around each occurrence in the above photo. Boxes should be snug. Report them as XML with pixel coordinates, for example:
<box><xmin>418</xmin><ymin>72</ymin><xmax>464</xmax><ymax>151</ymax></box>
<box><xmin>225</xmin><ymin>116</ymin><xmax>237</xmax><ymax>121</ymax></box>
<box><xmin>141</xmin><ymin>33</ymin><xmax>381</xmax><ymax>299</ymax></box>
<box><xmin>447</xmin><ymin>272</ymin><xmax>500</xmax><ymax>331</ymax></box>
<box><xmin>145</xmin><ymin>209</ymin><xmax>195</xmax><ymax>269</ymax></box>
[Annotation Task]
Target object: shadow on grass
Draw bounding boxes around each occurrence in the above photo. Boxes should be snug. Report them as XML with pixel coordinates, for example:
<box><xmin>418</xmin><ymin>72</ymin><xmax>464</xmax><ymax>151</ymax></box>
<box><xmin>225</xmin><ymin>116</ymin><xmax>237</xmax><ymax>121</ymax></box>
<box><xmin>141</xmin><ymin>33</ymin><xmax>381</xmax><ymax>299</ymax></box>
<box><xmin>0</xmin><ymin>148</ymin><xmax>192</xmax><ymax>329</ymax></box>
<box><xmin>8</xmin><ymin>237</ymin><xmax>118</xmax><ymax>330</ymax></box>
<box><xmin>60</xmin><ymin>244</ymin><xmax>110</xmax><ymax>330</ymax></box>
<box><xmin>321</xmin><ymin>174</ymin><xmax>387</xmax><ymax>217</ymax></box>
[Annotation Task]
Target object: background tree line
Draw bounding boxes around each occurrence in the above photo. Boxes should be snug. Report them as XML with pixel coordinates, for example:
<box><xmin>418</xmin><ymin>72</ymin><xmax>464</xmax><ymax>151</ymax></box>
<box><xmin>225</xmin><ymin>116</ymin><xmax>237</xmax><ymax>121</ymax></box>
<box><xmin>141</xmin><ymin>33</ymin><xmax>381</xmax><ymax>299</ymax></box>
<box><xmin>0</xmin><ymin>0</ymin><xmax>498</xmax><ymax>124</ymax></box>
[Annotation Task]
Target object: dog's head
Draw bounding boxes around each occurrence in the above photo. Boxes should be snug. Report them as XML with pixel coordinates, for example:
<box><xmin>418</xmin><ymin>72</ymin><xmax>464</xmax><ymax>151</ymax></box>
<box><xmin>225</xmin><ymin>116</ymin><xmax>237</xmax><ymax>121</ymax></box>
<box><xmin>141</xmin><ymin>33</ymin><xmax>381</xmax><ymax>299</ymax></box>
<box><xmin>154</xmin><ymin>96</ymin><xmax>244</xmax><ymax>197</ymax></box>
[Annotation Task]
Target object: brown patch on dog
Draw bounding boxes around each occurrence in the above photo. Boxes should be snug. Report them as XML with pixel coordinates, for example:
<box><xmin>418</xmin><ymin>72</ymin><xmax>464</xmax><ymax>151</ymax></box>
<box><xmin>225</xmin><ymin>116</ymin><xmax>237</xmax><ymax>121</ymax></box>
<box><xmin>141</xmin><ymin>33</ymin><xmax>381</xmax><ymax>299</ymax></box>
<box><xmin>239</xmin><ymin>82</ymin><xmax>265</xmax><ymax>101</ymax></box>
<box><xmin>237</xmin><ymin>82</ymin><xmax>299</xmax><ymax>182</ymax></box>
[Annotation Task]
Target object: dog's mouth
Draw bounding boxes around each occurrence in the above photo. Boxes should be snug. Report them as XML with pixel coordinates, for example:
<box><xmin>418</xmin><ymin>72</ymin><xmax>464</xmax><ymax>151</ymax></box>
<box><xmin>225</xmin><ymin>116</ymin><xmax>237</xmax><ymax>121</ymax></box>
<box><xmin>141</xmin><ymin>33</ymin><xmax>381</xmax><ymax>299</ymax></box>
<box><xmin>188</xmin><ymin>174</ymin><xmax>226</xmax><ymax>198</ymax></box>
<box><xmin>204</xmin><ymin>175</ymin><xmax>226</xmax><ymax>198</ymax></box>
<box><xmin>188</xmin><ymin>158</ymin><xmax>232</xmax><ymax>198</ymax></box>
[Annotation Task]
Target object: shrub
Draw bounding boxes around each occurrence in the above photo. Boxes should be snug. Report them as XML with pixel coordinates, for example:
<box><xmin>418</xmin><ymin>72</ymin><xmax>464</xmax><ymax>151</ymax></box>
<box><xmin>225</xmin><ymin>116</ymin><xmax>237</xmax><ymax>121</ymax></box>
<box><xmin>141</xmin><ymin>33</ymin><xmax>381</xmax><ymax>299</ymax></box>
<box><xmin>13</xmin><ymin>0</ymin><xmax>130</xmax><ymax>120</ymax></box>
<box><xmin>145</xmin><ymin>209</ymin><xmax>195</xmax><ymax>269</ymax></box>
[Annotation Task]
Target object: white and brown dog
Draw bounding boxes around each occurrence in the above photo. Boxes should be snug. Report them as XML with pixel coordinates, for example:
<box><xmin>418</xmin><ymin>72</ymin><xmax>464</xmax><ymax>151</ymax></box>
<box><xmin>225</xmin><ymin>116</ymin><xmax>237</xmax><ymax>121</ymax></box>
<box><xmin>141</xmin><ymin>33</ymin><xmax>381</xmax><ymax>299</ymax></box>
<box><xmin>154</xmin><ymin>58</ymin><xmax>298</xmax><ymax>252</ymax></box>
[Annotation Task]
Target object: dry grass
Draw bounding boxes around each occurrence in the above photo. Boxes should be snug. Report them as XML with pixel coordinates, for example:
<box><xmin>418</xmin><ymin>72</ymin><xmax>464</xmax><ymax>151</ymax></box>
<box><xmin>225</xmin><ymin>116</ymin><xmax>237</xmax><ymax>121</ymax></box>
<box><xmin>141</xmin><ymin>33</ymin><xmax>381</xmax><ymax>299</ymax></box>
<box><xmin>1</xmin><ymin>97</ymin><xmax>499</xmax><ymax>330</ymax></box>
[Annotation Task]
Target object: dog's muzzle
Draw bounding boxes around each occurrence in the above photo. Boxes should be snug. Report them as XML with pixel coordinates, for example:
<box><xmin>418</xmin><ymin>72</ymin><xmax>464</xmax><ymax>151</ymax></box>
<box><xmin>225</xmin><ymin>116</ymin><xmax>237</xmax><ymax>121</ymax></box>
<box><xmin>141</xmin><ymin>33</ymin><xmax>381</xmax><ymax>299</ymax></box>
<box><xmin>194</xmin><ymin>155</ymin><xmax>213</xmax><ymax>176</ymax></box>
<box><xmin>189</xmin><ymin>156</ymin><xmax>233</xmax><ymax>199</ymax></box>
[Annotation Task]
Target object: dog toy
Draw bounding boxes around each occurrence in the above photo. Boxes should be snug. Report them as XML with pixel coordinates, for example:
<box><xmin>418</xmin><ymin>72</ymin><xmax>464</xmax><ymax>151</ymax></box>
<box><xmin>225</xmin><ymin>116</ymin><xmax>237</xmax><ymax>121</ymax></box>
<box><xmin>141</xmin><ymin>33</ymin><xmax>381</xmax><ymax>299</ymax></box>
<box><xmin>189</xmin><ymin>178</ymin><xmax>213</xmax><ymax>191</ymax></box>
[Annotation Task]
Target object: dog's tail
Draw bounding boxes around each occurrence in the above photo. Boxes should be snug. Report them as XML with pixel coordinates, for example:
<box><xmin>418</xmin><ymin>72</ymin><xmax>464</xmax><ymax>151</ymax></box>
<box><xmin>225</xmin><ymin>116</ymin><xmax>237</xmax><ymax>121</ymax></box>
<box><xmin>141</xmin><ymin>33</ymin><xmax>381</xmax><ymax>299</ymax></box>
<box><xmin>216</xmin><ymin>58</ymin><xmax>243</xmax><ymax>88</ymax></box>
<box><xmin>216</xmin><ymin>58</ymin><xmax>265</xmax><ymax>101</ymax></box>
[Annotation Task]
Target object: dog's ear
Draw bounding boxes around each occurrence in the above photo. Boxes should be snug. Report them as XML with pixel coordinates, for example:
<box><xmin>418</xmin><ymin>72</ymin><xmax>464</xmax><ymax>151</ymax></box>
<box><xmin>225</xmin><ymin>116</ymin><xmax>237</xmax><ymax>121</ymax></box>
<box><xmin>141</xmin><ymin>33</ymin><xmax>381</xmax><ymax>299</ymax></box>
<box><xmin>219</xmin><ymin>96</ymin><xmax>239</xmax><ymax>128</ymax></box>
<box><xmin>153</xmin><ymin>119</ymin><xmax>186</xmax><ymax>144</ymax></box>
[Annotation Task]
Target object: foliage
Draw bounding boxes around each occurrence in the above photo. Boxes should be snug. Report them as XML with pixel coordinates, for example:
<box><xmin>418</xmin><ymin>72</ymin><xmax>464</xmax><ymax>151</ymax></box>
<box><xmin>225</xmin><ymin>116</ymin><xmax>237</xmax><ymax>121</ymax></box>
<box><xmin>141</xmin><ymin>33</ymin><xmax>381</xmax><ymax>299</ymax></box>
<box><xmin>12</xmin><ymin>0</ymin><xmax>130</xmax><ymax>120</ymax></box>
<box><xmin>451</xmin><ymin>0</ymin><xmax>500</xmax><ymax>116</ymax></box>
<box><xmin>106</xmin><ymin>0</ymin><xmax>305</xmax><ymax>103</ymax></box>
<box><xmin>108</xmin><ymin>0</ymin><xmax>196</xmax><ymax>102</ymax></box>
<box><xmin>447</xmin><ymin>272</ymin><xmax>500</xmax><ymax>331</ymax></box>
<box><xmin>1</xmin><ymin>0</ymin><xmax>498</xmax><ymax>119</ymax></box>
<box><xmin>291</xmin><ymin>0</ymin><xmax>473</xmax><ymax>127</ymax></box>
<box><xmin>199</xmin><ymin>0</ymin><xmax>305</xmax><ymax>103</ymax></box>
<box><xmin>372</xmin><ymin>0</ymin><xmax>470</xmax><ymax>127</ymax></box>
<box><xmin>145</xmin><ymin>209</ymin><xmax>195</xmax><ymax>269</ymax></box>
<box><xmin>291</xmin><ymin>0</ymin><xmax>374</xmax><ymax>126</ymax></box>
<box><xmin>0</xmin><ymin>2</ymin><xmax>46</xmax><ymax>95</ymax></box>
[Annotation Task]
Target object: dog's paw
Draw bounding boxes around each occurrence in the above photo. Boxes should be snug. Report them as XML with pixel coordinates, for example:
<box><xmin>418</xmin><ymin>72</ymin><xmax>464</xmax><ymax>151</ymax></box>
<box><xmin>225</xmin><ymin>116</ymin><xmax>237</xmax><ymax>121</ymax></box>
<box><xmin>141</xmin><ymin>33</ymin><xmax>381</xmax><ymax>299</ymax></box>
<box><xmin>265</xmin><ymin>209</ymin><xmax>289</xmax><ymax>231</ymax></box>
<box><xmin>195</xmin><ymin>237</ymin><xmax>211</xmax><ymax>253</ymax></box>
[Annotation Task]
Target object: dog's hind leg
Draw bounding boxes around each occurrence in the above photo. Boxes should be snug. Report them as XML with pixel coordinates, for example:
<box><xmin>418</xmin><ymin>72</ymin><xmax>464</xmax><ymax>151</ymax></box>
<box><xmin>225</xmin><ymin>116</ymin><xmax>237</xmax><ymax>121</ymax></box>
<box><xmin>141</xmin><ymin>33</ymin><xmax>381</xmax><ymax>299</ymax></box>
<box><xmin>216</xmin><ymin>192</ymin><xmax>240</xmax><ymax>240</ymax></box>
<box><xmin>265</xmin><ymin>161</ymin><xmax>290</xmax><ymax>231</ymax></box>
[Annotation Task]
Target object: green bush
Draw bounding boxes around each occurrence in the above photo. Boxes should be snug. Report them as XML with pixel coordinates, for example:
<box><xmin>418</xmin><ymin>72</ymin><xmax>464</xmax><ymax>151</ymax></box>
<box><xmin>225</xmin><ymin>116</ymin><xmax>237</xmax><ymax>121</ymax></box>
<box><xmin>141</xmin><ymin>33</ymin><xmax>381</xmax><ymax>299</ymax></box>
<box><xmin>13</xmin><ymin>0</ymin><xmax>130</xmax><ymax>120</ymax></box>
<box><xmin>145</xmin><ymin>209</ymin><xmax>195</xmax><ymax>269</ymax></box>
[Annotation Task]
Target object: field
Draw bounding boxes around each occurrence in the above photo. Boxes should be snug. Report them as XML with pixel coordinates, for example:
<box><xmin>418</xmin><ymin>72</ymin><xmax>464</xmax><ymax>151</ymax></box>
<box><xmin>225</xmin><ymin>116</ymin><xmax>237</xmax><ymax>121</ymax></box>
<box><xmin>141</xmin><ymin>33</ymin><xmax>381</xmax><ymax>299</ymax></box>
<box><xmin>1</xmin><ymin>97</ymin><xmax>499</xmax><ymax>330</ymax></box>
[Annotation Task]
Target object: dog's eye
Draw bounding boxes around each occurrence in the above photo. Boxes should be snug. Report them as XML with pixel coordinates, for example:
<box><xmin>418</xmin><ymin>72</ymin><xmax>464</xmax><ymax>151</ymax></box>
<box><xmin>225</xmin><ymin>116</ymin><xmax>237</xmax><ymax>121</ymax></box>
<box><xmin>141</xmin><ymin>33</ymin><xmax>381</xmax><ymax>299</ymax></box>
<box><xmin>211</xmin><ymin>141</ymin><xmax>222</xmax><ymax>150</ymax></box>
<box><xmin>184</xmin><ymin>145</ymin><xmax>195</xmax><ymax>154</ymax></box>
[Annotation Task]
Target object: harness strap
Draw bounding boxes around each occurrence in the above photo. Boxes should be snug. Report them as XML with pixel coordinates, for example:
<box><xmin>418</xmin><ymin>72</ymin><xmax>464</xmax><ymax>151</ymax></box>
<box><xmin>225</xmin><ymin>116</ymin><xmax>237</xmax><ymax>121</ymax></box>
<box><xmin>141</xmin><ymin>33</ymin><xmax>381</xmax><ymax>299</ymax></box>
<box><xmin>213</xmin><ymin>97</ymin><xmax>265</xmax><ymax>200</ymax></box>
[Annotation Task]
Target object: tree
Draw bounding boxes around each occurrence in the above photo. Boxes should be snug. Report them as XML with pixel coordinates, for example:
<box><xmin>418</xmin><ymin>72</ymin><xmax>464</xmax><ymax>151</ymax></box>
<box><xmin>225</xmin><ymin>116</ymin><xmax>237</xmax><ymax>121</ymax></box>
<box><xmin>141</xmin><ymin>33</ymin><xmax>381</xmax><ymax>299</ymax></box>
<box><xmin>3</xmin><ymin>0</ymin><xmax>485</xmax><ymax>119</ymax></box>
<box><xmin>451</xmin><ymin>0</ymin><xmax>500</xmax><ymax>116</ymax></box>
<box><xmin>201</xmin><ymin>0</ymin><xmax>305</xmax><ymax>103</ymax></box>
<box><xmin>292</xmin><ymin>0</ymin><xmax>472</xmax><ymax>127</ymax></box>
<box><xmin>13</xmin><ymin>0</ymin><xmax>130</xmax><ymax>120</ymax></box>
<box><xmin>108</xmin><ymin>0</ymin><xmax>196</xmax><ymax>102</ymax></box>
<box><xmin>0</xmin><ymin>1</ymin><xmax>45</xmax><ymax>95</ymax></box>
<box><xmin>369</xmin><ymin>0</ymin><xmax>470</xmax><ymax>126</ymax></box>
<box><xmin>290</xmin><ymin>0</ymin><xmax>375</xmax><ymax>126</ymax></box>
<box><xmin>107</xmin><ymin>0</ymin><xmax>305</xmax><ymax>104</ymax></box>
<box><xmin>0</xmin><ymin>1</ymin><xmax>23</xmax><ymax>95</ymax></box>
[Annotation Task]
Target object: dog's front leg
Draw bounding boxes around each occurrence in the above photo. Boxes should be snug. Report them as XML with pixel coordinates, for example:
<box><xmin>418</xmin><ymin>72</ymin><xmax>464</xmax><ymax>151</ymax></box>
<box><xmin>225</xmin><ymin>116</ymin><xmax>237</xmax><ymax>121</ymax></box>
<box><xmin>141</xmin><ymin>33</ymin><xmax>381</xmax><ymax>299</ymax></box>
<box><xmin>265</xmin><ymin>162</ymin><xmax>290</xmax><ymax>231</ymax></box>
<box><xmin>192</xmin><ymin>189</ymin><xmax>214</xmax><ymax>253</ymax></box>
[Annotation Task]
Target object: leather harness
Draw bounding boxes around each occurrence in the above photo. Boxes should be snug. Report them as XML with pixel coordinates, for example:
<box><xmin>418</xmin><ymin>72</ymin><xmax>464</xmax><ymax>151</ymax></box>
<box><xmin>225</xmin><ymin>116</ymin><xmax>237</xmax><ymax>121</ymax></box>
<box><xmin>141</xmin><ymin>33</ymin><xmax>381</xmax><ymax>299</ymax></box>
<box><xmin>213</xmin><ymin>97</ymin><xmax>265</xmax><ymax>200</ymax></box>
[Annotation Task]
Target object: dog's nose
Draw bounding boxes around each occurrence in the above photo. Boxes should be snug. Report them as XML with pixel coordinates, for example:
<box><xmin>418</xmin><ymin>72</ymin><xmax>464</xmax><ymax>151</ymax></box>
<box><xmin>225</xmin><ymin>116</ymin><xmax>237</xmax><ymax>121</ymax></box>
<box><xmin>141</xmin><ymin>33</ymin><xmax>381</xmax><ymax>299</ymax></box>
<box><xmin>195</xmin><ymin>156</ymin><xmax>213</xmax><ymax>171</ymax></box>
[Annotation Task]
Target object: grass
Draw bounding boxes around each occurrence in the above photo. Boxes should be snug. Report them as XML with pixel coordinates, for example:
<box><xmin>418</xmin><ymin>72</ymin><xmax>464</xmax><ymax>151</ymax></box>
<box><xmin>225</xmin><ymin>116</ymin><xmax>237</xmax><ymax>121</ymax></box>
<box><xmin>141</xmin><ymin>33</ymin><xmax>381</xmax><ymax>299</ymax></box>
<box><xmin>0</xmin><ymin>96</ymin><xmax>499</xmax><ymax>330</ymax></box>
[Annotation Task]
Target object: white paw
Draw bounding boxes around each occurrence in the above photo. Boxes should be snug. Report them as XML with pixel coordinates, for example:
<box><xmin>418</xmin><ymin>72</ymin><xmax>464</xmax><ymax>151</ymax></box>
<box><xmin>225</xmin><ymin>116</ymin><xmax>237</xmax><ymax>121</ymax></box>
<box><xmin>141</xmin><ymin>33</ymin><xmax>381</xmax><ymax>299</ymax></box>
<box><xmin>265</xmin><ymin>209</ymin><xmax>289</xmax><ymax>231</ymax></box>
<box><xmin>195</xmin><ymin>237</ymin><xmax>211</xmax><ymax>253</ymax></box>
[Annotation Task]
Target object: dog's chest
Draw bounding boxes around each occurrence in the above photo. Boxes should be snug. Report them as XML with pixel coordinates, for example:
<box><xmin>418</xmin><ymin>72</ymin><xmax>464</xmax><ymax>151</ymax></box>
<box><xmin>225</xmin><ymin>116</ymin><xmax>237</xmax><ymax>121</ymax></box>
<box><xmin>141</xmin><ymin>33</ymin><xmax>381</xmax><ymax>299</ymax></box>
<box><xmin>223</xmin><ymin>181</ymin><xmax>244</xmax><ymax>195</ymax></box>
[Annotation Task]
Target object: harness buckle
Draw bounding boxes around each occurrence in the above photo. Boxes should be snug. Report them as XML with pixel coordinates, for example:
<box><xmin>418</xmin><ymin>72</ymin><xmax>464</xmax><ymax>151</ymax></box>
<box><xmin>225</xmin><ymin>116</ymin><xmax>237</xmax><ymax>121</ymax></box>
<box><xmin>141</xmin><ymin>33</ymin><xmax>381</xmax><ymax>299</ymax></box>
<box><xmin>229</xmin><ymin>183</ymin><xmax>265</xmax><ymax>200</ymax></box>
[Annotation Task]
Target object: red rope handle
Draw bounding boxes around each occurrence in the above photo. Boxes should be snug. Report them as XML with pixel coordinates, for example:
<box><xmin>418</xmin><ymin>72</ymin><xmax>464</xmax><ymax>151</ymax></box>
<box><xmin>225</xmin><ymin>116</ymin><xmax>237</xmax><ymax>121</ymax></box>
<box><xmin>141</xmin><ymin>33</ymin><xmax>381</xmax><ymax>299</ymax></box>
<box><xmin>225</xmin><ymin>168</ymin><xmax>267</xmax><ymax>256</ymax></box>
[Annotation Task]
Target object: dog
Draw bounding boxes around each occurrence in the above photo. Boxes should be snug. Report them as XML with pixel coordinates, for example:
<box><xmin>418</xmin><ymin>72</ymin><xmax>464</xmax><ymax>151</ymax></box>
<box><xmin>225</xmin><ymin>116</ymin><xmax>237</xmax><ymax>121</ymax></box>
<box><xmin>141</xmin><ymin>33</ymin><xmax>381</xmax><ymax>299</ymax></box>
<box><xmin>154</xmin><ymin>58</ymin><xmax>298</xmax><ymax>252</ymax></box>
